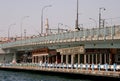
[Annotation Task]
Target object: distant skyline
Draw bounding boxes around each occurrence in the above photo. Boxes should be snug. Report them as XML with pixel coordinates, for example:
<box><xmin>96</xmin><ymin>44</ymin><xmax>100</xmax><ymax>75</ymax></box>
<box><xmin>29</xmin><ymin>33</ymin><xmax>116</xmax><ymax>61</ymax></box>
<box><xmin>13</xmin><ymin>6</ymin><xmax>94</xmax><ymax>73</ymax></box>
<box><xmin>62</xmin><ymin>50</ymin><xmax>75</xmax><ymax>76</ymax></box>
<box><xmin>0</xmin><ymin>0</ymin><xmax>120</xmax><ymax>37</ymax></box>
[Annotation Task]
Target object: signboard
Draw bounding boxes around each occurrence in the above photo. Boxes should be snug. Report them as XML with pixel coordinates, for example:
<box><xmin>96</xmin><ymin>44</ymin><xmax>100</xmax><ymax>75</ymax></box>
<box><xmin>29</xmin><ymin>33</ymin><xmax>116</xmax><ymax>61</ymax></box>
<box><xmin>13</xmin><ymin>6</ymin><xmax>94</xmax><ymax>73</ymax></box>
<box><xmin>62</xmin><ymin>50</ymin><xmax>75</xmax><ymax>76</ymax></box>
<box><xmin>57</xmin><ymin>46</ymin><xmax>85</xmax><ymax>55</ymax></box>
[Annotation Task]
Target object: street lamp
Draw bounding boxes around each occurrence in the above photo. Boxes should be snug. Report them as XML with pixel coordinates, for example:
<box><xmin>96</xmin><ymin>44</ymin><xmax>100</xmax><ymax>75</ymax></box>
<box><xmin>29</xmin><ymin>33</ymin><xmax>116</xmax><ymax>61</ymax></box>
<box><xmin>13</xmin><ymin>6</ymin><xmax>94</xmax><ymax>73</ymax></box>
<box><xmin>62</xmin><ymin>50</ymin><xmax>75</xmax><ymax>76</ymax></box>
<box><xmin>41</xmin><ymin>5</ymin><xmax>52</xmax><ymax>34</ymax></box>
<box><xmin>89</xmin><ymin>18</ymin><xmax>97</xmax><ymax>28</ymax></box>
<box><xmin>8</xmin><ymin>23</ymin><xmax>16</xmax><ymax>41</ymax></box>
<box><xmin>20</xmin><ymin>16</ymin><xmax>29</xmax><ymax>40</ymax></box>
<box><xmin>58</xmin><ymin>23</ymin><xmax>63</xmax><ymax>33</ymax></box>
<box><xmin>99</xmin><ymin>7</ymin><xmax>106</xmax><ymax>28</ymax></box>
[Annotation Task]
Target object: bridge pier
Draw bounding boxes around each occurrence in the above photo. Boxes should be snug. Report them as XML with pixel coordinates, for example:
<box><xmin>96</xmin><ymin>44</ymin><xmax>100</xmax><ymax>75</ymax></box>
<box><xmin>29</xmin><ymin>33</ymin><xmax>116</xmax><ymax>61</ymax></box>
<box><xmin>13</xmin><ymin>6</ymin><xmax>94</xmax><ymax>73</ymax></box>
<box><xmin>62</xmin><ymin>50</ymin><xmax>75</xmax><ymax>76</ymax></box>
<box><xmin>12</xmin><ymin>52</ymin><xmax>16</xmax><ymax>64</ymax></box>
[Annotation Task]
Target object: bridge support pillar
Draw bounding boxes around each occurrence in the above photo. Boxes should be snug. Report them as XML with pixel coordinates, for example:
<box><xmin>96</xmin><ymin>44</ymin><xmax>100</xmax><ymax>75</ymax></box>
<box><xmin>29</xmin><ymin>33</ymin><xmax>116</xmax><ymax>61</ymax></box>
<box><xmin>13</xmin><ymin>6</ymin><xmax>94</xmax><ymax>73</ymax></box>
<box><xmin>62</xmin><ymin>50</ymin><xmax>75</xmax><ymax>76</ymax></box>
<box><xmin>12</xmin><ymin>52</ymin><xmax>16</xmax><ymax>64</ymax></box>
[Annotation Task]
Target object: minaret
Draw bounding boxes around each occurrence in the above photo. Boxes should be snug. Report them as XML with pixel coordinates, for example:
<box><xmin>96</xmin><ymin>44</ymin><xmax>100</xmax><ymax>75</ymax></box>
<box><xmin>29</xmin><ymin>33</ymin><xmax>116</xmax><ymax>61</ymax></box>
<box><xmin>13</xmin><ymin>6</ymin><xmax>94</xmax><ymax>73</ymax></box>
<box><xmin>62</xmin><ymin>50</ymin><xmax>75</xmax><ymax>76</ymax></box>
<box><xmin>45</xmin><ymin>18</ymin><xmax>49</xmax><ymax>35</ymax></box>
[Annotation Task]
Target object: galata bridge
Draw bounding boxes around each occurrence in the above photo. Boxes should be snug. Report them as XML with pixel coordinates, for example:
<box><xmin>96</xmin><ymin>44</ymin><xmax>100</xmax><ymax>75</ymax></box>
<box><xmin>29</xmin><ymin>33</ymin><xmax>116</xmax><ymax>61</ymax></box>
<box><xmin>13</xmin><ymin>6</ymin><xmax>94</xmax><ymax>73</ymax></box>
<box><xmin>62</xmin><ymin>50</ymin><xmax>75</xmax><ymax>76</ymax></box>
<box><xmin>0</xmin><ymin>25</ymin><xmax>120</xmax><ymax>65</ymax></box>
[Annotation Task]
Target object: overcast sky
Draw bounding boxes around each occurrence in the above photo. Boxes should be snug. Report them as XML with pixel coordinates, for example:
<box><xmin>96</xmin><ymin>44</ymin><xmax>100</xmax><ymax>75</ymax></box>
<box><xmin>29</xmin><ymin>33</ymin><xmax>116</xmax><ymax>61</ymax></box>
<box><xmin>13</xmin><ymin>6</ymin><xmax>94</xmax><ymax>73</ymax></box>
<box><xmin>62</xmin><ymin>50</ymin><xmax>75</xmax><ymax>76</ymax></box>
<box><xmin>0</xmin><ymin>0</ymin><xmax>120</xmax><ymax>37</ymax></box>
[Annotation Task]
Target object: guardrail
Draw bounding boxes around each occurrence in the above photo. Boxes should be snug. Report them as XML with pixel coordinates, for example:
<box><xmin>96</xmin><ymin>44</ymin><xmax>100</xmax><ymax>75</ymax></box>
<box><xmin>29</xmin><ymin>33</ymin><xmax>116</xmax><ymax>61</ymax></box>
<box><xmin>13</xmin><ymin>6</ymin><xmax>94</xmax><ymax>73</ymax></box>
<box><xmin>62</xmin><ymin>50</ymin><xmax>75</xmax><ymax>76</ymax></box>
<box><xmin>0</xmin><ymin>63</ymin><xmax>119</xmax><ymax>72</ymax></box>
<box><xmin>1</xmin><ymin>25</ymin><xmax>120</xmax><ymax>49</ymax></box>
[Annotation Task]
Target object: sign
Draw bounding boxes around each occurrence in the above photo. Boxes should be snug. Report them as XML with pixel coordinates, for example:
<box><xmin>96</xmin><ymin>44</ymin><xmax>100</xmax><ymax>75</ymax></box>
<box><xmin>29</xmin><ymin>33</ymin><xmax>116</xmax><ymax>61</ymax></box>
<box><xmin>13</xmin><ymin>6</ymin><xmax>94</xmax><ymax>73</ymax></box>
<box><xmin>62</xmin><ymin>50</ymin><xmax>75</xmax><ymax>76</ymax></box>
<box><xmin>57</xmin><ymin>46</ymin><xmax>85</xmax><ymax>55</ymax></box>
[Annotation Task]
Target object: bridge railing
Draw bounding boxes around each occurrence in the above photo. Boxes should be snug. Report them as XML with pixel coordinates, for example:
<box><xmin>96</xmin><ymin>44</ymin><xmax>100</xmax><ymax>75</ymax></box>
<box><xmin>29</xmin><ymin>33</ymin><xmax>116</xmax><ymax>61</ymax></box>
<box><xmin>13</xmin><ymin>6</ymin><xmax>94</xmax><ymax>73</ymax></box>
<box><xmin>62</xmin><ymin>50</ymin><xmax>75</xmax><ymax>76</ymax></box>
<box><xmin>1</xmin><ymin>63</ymin><xmax>119</xmax><ymax>72</ymax></box>
<box><xmin>1</xmin><ymin>25</ymin><xmax>120</xmax><ymax>49</ymax></box>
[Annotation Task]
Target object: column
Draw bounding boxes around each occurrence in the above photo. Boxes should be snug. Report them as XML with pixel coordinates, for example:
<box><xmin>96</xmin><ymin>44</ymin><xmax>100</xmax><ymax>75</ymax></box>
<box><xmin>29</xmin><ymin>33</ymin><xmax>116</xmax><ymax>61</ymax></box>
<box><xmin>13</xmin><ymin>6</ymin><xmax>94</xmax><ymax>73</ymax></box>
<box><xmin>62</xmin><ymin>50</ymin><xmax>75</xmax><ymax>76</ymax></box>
<box><xmin>84</xmin><ymin>54</ymin><xmax>86</xmax><ymax>64</ymax></box>
<box><xmin>35</xmin><ymin>56</ymin><xmax>37</xmax><ymax>63</ymax></box>
<box><xmin>32</xmin><ymin>56</ymin><xmax>34</xmax><ymax>63</ymax></box>
<box><xmin>61</xmin><ymin>55</ymin><xmax>63</xmax><ymax>63</ymax></box>
<box><xmin>100</xmin><ymin>54</ymin><xmax>102</xmax><ymax>64</ymax></box>
<box><xmin>12</xmin><ymin>52</ymin><xmax>16</xmax><ymax>63</ymax></box>
<box><xmin>66</xmin><ymin>55</ymin><xmax>68</xmax><ymax>64</ymax></box>
<box><xmin>71</xmin><ymin>54</ymin><xmax>74</xmax><ymax>64</ymax></box>
<box><xmin>56</xmin><ymin>55</ymin><xmax>57</xmax><ymax>64</ymax></box>
<box><xmin>78</xmin><ymin>54</ymin><xmax>80</xmax><ymax>64</ymax></box>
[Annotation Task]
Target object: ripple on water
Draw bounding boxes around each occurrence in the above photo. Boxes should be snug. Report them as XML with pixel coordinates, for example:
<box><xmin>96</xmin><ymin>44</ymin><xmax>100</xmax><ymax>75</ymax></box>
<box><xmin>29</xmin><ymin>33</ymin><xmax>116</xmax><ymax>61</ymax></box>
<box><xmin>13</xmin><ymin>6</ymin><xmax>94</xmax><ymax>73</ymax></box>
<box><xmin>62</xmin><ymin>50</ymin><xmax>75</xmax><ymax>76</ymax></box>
<box><xmin>0</xmin><ymin>70</ymin><xmax>91</xmax><ymax>81</ymax></box>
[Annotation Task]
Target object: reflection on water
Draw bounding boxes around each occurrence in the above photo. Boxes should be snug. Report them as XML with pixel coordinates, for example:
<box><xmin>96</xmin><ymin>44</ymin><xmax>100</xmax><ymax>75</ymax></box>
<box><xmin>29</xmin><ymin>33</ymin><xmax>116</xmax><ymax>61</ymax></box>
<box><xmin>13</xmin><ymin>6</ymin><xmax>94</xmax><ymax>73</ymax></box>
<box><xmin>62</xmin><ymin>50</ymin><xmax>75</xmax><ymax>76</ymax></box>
<box><xmin>0</xmin><ymin>70</ymin><xmax>91</xmax><ymax>81</ymax></box>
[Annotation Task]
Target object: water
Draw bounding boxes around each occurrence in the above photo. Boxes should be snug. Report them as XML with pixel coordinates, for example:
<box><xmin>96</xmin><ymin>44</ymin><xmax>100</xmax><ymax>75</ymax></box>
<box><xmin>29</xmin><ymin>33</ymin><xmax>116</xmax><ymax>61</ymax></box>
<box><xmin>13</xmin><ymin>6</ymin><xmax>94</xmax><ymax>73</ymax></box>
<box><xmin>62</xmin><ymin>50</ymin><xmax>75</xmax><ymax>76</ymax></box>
<box><xmin>0</xmin><ymin>70</ymin><xmax>92</xmax><ymax>81</ymax></box>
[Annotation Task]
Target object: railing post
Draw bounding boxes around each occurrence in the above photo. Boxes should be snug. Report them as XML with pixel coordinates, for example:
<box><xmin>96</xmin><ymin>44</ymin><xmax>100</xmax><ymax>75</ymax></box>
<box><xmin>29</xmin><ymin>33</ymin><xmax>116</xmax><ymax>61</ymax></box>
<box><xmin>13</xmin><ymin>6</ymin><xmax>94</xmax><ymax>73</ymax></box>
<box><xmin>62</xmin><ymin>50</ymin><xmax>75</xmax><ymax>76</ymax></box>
<box><xmin>56</xmin><ymin>64</ymin><xmax>57</xmax><ymax>69</ymax></box>
<box><xmin>67</xmin><ymin>64</ymin><xmax>68</xmax><ymax>70</ymax></box>
<box><xmin>80</xmin><ymin>63</ymin><xmax>83</xmax><ymax>70</ymax></box>
<box><xmin>104</xmin><ymin>63</ymin><xmax>108</xmax><ymax>71</ymax></box>
<box><xmin>76</xmin><ymin>63</ymin><xmax>78</xmax><ymax>70</ymax></box>
<box><xmin>86</xmin><ymin>63</ymin><xmax>88</xmax><ymax>71</ymax></box>
<box><xmin>59</xmin><ymin>64</ymin><xmax>61</xmax><ymax>69</ymax></box>
<box><xmin>113</xmin><ymin>63</ymin><xmax>117</xmax><ymax>72</ymax></box>
<box><xmin>46</xmin><ymin>62</ymin><xmax>48</xmax><ymax>68</ymax></box>
<box><xmin>98</xmin><ymin>63</ymin><xmax>101</xmax><ymax>71</ymax></box>
<box><xmin>91</xmin><ymin>63</ymin><xmax>94</xmax><ymax>71</ymax></box>
<box><xmin>71</xmin><ymin>64</ymin><xmax>73</xmax><ymax>69</ymax></box>
<box><xmin>62</xmin><ymin>63</ymin><xmax>64</xmax><ymax>69</ymax></box>
<box><xmin>52</xmin><ymin>63</ymin><xmax>54</xmax><ymax>68</ymax></box>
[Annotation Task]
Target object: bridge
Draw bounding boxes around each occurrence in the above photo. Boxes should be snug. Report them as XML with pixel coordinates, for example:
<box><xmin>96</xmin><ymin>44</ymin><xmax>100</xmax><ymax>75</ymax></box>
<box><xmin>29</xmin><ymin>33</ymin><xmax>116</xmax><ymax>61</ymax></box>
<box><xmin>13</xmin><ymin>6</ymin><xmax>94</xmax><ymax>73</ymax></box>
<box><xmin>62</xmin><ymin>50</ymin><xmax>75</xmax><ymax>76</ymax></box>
<box><xmin>0</xmin><ymin>25</ymin><xmax>120</xmax><ymax>65</ymax></box>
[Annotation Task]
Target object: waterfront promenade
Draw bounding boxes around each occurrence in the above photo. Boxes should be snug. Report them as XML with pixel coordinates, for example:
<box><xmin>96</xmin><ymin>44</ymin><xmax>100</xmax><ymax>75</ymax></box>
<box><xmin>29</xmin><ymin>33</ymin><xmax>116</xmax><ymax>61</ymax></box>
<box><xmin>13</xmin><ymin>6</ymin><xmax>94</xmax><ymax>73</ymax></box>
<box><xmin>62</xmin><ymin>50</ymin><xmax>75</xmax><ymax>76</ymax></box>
<box><xmin>0</xmin><ymin>63</ymin><xmax>120</xmax><ymax>79</ymax></box>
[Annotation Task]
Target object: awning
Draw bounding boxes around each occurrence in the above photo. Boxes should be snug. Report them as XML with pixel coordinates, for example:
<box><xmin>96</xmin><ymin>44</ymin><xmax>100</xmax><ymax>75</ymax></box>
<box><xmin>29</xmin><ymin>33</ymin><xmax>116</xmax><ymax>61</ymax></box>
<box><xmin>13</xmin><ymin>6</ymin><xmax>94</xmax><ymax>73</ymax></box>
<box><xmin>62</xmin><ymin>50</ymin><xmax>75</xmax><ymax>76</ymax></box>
<box><xmin>47</xmin><ymin>54</ymin><xmax>56</xmax><ymax>57</ymax></box>
<box><xmin>33</xmin><ymin>53</ymin><xmax>48</xmax><ymax>56</ymax></box>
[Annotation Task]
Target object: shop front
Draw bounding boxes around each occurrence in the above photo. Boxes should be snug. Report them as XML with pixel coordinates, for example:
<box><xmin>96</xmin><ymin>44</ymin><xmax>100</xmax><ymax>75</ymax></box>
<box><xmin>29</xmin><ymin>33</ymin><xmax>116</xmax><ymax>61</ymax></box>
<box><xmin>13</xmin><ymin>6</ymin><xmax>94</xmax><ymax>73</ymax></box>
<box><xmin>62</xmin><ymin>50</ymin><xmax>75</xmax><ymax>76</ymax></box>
<box><xmin>32</xmin><ymin>48</ymin><xmax>60</xmax><ymax>64</ymax></box>
<box><xmin>57</xmin><ymin>46</ymin><xmax>85</xmax><ymax>64</ymax></box>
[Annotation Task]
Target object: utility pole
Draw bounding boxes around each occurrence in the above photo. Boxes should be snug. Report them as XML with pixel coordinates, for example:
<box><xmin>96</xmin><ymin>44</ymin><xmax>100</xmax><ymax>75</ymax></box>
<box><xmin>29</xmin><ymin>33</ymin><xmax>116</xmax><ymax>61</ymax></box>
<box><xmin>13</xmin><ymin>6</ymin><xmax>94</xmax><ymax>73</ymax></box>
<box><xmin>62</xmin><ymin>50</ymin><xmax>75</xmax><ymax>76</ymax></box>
<box><xmin>41</xmin><ymin>5</ymin><xmax>52</xmax><ymax>34</ymax></box>
<box><xmin>75</xmin><ymin>0</ymin><xmax>80</xmax><ymax>31</ymax></box>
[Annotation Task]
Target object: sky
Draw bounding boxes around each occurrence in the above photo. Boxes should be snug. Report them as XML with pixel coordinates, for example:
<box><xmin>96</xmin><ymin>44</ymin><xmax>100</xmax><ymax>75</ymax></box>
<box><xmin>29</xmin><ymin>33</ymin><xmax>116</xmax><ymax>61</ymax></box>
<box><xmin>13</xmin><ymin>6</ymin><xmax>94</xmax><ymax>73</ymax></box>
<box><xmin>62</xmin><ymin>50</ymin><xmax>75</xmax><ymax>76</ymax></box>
<box><xmin>0</xmin><ymin>0</ymin><xmax>120</xmax><ymax>37</ymax></box>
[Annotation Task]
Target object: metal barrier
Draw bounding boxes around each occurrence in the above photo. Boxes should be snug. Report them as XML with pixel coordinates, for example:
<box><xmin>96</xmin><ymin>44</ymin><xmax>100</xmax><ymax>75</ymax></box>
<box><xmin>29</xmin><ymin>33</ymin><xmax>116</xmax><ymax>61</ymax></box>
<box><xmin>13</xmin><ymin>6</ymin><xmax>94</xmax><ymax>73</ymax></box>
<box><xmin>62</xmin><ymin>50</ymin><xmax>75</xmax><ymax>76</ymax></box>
<box><xmin>0</xmin><ymin>63</ymin><xmax>120</xmax><ymax>72</ymax></box>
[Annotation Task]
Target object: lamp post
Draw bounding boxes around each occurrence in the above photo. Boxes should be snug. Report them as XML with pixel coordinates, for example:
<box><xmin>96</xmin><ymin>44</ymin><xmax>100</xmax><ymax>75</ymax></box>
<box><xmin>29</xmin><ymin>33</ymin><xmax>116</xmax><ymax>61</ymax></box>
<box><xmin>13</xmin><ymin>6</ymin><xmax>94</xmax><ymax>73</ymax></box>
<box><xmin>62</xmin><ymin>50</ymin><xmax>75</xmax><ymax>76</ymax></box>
<box><xmin>8</xmin><ymin>23</ymin><xmax>16</xmax><ymax>41</ymax></box>
<box><xmin>99</xmin><ymin>7</ymin><xmax>106</xmax><ymax>28</ymax></box>
<box><xmin>58</xmin><ymin>23</ymin><xmax>63</xmax><ymax>33</ymax></box>
<box><xmin>41</xmin><ymin>5</ymin><xmax>52</xmax><ymax>34</ymax></box>
<box><xmin>20</xmin><ymin>16</ymin><xmax>29</xmax><ymax>40</ymax></box>
<box><xmin>89</xmin><ymin>18</ymin><xmax>97</xmax><ymax>28</ymax></box>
